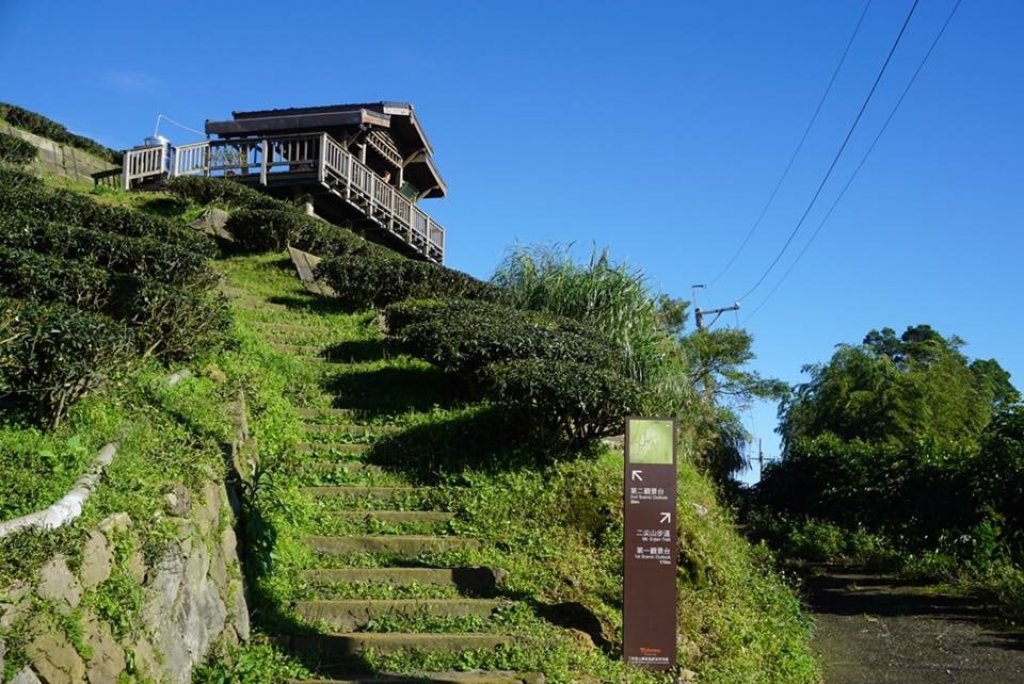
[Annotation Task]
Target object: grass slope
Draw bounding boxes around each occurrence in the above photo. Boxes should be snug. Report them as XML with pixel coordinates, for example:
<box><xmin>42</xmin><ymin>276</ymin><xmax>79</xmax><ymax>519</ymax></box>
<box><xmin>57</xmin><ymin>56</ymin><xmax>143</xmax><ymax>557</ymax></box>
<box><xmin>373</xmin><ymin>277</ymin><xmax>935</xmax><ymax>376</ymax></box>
<box><xmin>202</xmin><ymin>253</ymin><xmax>819</xmax><ymax>683</ymax></box>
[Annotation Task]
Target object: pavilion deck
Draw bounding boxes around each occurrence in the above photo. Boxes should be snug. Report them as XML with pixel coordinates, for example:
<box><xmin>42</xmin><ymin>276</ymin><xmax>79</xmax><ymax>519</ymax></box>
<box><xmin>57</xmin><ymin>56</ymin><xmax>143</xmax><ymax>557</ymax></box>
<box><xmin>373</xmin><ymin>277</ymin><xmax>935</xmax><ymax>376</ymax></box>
<box><xmin>104</xmin><ymin>132</ymin><xmax>445</xmax><ymax>263</ymax></box>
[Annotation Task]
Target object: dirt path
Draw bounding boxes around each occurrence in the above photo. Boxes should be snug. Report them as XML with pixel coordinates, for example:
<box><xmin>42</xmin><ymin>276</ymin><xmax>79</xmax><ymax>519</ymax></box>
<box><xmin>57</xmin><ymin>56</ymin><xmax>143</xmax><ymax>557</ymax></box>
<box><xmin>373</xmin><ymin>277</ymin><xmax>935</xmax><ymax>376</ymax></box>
<box><xmin>802</xmin><ymin>567</ymin><xmax>1024</xmax><ymax>683</ymax></box>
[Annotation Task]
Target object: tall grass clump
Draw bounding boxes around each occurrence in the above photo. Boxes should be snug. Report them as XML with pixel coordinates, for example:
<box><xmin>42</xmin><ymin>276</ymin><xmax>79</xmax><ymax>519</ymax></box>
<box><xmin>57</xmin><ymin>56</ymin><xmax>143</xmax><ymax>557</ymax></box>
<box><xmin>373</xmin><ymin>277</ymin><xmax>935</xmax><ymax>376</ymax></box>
<box><xmin>492</xmin><ymin>244</ymin><xmax>690</xmax><ymax>413</ymax></box>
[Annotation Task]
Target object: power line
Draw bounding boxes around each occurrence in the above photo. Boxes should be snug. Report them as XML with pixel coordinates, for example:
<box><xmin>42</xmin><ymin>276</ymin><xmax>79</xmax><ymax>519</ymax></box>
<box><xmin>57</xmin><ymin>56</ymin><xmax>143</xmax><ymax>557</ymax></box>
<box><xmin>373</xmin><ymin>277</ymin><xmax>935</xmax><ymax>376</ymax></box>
<box><xmin>735</xmin><ymin>0</ymin><xmax>922</xmax><ymax>303</ymax></box>
<box><xmin>708</xmin><ymin>0</ymin><xmax>873</xmax><ymax>287</ymax></box>
<box><xmin>744</xmin><ymin>0</ymin><xmax>963</xmax><ymax>324</ymax></box>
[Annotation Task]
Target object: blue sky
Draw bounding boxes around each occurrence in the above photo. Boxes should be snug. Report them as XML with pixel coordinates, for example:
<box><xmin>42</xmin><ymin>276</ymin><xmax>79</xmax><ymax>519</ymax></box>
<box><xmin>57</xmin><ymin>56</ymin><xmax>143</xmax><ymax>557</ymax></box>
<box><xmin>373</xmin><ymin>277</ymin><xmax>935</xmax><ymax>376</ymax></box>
<box><xmin>2</xmin><ymin>1</ymin><xmax>1021</xmax><ymax>481</ymax></box>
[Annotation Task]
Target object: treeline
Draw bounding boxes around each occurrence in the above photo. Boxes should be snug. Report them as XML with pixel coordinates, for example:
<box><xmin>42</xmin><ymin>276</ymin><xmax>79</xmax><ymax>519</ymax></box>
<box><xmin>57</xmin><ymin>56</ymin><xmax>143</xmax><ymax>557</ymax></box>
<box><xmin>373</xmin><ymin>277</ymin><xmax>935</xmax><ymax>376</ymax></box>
<box><xmin>0</xmin><ymin>102</ymin><xmax>122</xmax><ymax>164</ymax></box>
<box><xmin>752</xmin><ymin>325</ymin><xmax>1023</xmax><ymax>615</ymax></box>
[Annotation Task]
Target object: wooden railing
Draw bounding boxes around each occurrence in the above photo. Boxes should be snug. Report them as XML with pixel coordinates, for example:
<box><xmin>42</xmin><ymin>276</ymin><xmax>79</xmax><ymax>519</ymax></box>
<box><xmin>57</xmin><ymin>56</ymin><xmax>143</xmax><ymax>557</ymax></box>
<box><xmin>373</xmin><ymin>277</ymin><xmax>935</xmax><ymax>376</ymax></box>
<box><xmin>117</xmin><ymin>132</ymin><xmax>445</xmax><ymax>262</ymax></box>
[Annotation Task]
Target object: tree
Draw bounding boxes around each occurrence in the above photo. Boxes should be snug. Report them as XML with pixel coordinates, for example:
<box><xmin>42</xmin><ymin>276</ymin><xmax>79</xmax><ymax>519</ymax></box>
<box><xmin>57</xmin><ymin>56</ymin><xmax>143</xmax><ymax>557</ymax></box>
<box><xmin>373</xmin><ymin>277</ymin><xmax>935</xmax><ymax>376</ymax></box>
<box><xmin>780</xmin><ymin>325</ymin><xmax>1017</xmax><ymax>452</ymax></box>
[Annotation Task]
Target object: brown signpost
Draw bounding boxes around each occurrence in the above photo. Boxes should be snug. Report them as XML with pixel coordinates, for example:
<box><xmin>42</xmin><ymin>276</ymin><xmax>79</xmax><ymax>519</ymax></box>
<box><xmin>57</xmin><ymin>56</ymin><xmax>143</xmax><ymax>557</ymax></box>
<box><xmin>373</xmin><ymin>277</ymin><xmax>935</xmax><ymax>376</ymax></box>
<box><xmin>623</xmin><ymin>416</ymin><xmax>678</xmax><ymax>670</ymax></box>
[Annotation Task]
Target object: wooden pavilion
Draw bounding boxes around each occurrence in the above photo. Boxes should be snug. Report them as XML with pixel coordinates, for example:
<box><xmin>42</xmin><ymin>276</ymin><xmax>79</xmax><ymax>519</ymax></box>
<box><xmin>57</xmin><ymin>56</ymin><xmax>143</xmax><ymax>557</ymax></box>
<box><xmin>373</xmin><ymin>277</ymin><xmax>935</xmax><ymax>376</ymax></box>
<box><xmin>109</xmin><ymin>102</ymin><xmax>448</xmax><ymax>262</ymax></box>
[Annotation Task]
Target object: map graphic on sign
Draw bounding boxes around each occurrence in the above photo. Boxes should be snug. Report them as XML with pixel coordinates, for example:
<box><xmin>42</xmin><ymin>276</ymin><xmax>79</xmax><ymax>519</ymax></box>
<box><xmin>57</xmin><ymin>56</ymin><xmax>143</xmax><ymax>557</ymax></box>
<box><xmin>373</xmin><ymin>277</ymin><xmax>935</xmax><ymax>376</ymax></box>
<box><xmin>627</xmin><ymin>418</ymin><xmax>674</xmax><ymax>464</ymax></box>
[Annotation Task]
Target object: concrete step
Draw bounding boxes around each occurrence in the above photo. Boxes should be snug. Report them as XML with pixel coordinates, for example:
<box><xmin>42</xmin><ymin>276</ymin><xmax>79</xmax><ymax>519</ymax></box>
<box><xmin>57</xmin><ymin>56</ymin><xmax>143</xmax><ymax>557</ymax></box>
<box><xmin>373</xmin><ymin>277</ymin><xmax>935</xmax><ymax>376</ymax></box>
<box><xmin>298</xmin><ymin>442</ymin><xmax>369</xmax><ymax>455</ymax></box>
<box><xmin>294</xmin><ymin>598</ymin><xmax>508</xmax><ymax>631</ymax></box>
<box><xmin>302</xmin><ymin>486</ymin><xmax>425</xmax><ymax>502</ymax></box>
<box><xmin>280</xmin><ymin>632</ymin><xmax>513</xmax><ymax>658</ymax></box>
<box><xmin>307</xmin><ymin>535</ymin><xmax>479</xmax><ymax>556</ymax></box>
<box><xmin>325</xmin><ymin>510</ymin><xmax>454</xmax><ymax>524</ymax></box>
<box><xmin>303</xmin><ymin>423</ymin><xmax>400</xmax><ymax>438</ymax></box>
<box><xmin>253</xmin><ymin>321</ymin><xmax>329</xmax><ymax>334</ymax></box>
<box><xmin>298</xmin><ymin>407</ymin><xmax>358</xmax><ymax>420</ymax></box>
<box><xmin>298</xmin><ymin>460</ymin><xmax>382</xmax><ymax>475</ymax></box>
<box><xmin>300</xmin><ymin>567</ymin><xmax>499</xmax><ymax>593</ymax></box>
<box><xmin>288</xmin><ymin>670</ymin><xmax>543</xmax><ymax>683</ymax></box>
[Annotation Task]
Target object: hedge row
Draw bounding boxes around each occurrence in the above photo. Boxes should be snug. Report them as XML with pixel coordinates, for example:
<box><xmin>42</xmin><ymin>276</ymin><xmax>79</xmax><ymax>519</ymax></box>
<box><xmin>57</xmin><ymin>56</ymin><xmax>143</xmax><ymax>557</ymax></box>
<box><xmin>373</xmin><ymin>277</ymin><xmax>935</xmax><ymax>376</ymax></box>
<box><xmin>0</xmin><ymin>221</ymin><xmax>210</xmax><ymax>287</ymax></box>
<box><xmin>383</xmin><ymin>299</ymin><xmax>639</xmax><ymax>443</ymax></box>
<box><xmin>0</xmin><ymin>167</ymin><xmax>211</xmax><ymax>254</ymax></box>
<box><xmin>317</xmin><ymin>256</ymin><xmax>499</xmax><ymax>310</ymax></box>
<box><xmin>387</xmin><ymin>299</ymin><xmax>610</xmax><ymax>375</ymax></box>
<box><xmin>0</xmin><ymin>131</ymin><xmax>36</xmax><ymax>165</ymax></box>
<box><xmin>486</xmin><ymin>359</ymin><xmax>643</xmax><ymax>444</ymax></box>
<box><xmin>0</xmin><ymin>102</ymin><xmax>121</xmax><ymax>164</ymax></box>
<box><xmin>223</xmin><ymin>208</ymin><xmax>392</xmax><ymax>260</ymax></box>
<box><xmin>0</xmin><ymin>297</ymin><xmax>134</xmax><ymax>425</ymax></box>
<box><xmin>165</xmin><ymin>176</ymin><xmax>291</xmax><ymax>212</ymax></box>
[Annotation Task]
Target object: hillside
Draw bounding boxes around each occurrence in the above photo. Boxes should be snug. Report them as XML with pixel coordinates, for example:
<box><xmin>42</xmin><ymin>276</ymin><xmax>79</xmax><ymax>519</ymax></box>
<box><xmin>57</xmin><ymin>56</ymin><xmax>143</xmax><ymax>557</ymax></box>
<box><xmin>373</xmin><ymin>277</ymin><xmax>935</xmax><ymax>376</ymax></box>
<box><xmin>0</xmin><ymin>112</ymin><xmax>819</xmax><ymax>683</ymax></box>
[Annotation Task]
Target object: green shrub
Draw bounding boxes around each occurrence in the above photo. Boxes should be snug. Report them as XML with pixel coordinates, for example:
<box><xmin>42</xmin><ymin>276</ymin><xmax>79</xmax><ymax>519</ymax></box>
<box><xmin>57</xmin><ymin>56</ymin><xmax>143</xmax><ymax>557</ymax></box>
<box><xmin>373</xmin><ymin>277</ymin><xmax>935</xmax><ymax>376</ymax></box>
<box><xmin>0</xmin><ymin>170</ymin><xmax>210</xmax><ymax>253</ymax></box>
<box><xmin>0</xmin><ymin>246</ymin><xmax>114</xmax><ymax>311</ymax></box>
<box><xmin>0</xmin><ymin>221</ymin><xmax>209</xmax><ymax>286</ymax></box>
<box><xmin>316</xmin><ymin>256</ymin><xmax>499</xmax><ymax>310</ymax></box>
<box><xmin>381</xmin><ymin>298</ymin><xmax>448</xmax><ymax>333</ymax></box>
<box><xmin>0</xmin><ymin>130</ymin><xmax>36</xmax><ymax>165</ymax></box>
<box><xmin>0</xmin><ymin>298</ymin><xmax>134</xmax><ymax>426</ymax></box>
<box><xmin>164</xmin><ymin>176</ymin><xmax>289</xmax><ymax>212</ymax></box>
<box><xmin>485</xmin><ymin>358</ymin><xmax>642</xmax><ymax>444</ymax></box>
<box><xmin>224</xmin><ymin>209</ymin><xmax>386</xmax><ymax>260</ymax></box>
<box><xmin>0</xmin><ymin>102</ymin><xmax>121</xmax><ymax>164</ymax></box>
<box><xmin>493</xmin><ymin>244</ymin><xmax>677</xmax><ymax>391</ymax></box>
<box><xmin>121</xmin><ymin>281</ymin><xmax>230</xmax><ymax>361</ymax></box>
<box><xmin>392</xmin><ymin>299</ymin><xmax>611</xmax><ymax>376</ymax></box>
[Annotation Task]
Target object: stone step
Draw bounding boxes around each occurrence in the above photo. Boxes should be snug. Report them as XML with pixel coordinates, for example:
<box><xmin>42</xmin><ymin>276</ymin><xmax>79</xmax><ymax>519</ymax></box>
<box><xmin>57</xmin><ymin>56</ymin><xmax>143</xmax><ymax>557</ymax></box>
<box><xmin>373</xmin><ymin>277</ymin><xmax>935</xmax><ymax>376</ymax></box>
<box><xmin>288</xmin><ymin>670</ymin><xmax>543</xmax><ymax>684</ymax></box>
<box><xmin>307</xmin><ymin>535</ymin><xmax>479</xmax><ymax>556</ymax></box>
<box><xmin>280</xmin><ymin>632</ymin><xmax>513</xmax><ymax>658</ymax></box>
<box><xmin>300</xmin><ymin>567</ymin><xmax>500</xmax><ymax>593</ymax></box>
<box><xmin>299</xmin><ymin>460</ymin><xmax>381</xmax><ymax>475</ymax></box>
<box><xmin>297</xmin><ymin>407</ymin><xmax>358</xmax><ymax>420</ymax></box>
<box><xmin>303</xmin><ymin>423</ymin><xmax>400</xmax><ymax>438</ymax></box>
<box><xmin>298</xmin><ymin>442</ymin><xmax>370</xmax><ymax>455</ymax></box>
<box><xmin>294</xmin><ymin>598</ymin><xmax>508</xmax><ymax>631</ymax></box>
<box><xmin>253</xmin><ymin>321</ymin><xmax>329</xmax><ymax>334</ymax></box>
<box><xmin>302</xmin><ymin>486</ymin><xmax>425</xmax><ymax>501</ymax></box>
<box><xmin>325</xmin><ymin>510</ymin><xmax>454</xmax><ymax>524</ymax></box>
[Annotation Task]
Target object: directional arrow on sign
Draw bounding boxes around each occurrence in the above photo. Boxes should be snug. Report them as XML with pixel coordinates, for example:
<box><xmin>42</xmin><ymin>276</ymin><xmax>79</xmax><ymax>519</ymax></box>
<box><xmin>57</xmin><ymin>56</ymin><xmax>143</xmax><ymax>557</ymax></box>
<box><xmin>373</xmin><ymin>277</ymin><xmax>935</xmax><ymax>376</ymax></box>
<box><xmin>660</xmin><ymin>512</ymin><xmax>672</xmax><ymax>524</ymax></box>
<box><xmin>631</xmin><ymin>470</ymin><xmax>643</xmax><ymax>482</ymax></box>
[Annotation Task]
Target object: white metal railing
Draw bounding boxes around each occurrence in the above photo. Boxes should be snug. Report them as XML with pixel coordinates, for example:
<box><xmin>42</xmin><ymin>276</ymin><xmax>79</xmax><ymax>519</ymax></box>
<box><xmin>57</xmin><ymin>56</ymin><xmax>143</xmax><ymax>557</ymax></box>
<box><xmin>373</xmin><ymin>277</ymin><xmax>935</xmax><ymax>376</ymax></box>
<box><xmin>117</xmin><ymin>132</ymin><xmax>444</xmax><ymax>261</ymax></box>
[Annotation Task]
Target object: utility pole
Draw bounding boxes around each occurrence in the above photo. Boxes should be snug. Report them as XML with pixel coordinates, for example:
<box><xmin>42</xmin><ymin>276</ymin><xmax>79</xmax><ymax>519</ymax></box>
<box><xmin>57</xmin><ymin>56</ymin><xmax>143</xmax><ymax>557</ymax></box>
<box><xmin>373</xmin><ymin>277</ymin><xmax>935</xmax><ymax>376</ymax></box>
<box><xmin>758</xmin><ymin>438</ymin><xmax>764</xmax><ymax>480</ymax></box>
<box><xmin>694</xmin><ymin>302</ymin><xmax>740</xmax><ymax>331</ymax></box>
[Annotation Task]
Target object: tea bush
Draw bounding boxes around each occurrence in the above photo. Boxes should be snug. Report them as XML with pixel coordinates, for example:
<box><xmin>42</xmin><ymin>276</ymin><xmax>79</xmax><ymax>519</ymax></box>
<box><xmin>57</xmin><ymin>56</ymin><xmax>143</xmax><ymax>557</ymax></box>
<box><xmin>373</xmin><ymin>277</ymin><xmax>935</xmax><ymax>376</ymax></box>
<box><xmin>0</xmin><ymin>130</ymin><xmax>36</xmax><ymax>165</ymax></box>
<box><xmin>0</xmin><ymin>298</ymin><xmax>134</xmax><ymax>426</ymax></box>
<box><xmin>391</xmin><ymin>299</ymin><xmax>611</xmax><ymax>376</ymax></box>
<box><xmin>485</xmin><ymin>358</ymin><xmax>642</xmax><ymax>444</ymax></box>
<box><xmin>224</xmin><ymin>208</ymin><xmax>389</xmax><ymax>259</ymax></box>
<box><xmin>164</xmin><ymin>175</ymin><xmax>289</xmax><ymax>212</ymax></box>
<box><xmin>316</xmin><ymin>256</ymin><xmax>499</xmax><ymax>310</ymax></box>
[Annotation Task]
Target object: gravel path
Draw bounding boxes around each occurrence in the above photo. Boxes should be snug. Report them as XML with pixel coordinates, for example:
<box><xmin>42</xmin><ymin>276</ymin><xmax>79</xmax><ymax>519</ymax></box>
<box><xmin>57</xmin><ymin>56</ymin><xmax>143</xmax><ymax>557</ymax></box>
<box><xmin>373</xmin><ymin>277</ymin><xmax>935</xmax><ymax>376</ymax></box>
<box><xmin>803</xmin><ymin>567</ymin><xmax>1024</xmax><ymax>683</ymax></box>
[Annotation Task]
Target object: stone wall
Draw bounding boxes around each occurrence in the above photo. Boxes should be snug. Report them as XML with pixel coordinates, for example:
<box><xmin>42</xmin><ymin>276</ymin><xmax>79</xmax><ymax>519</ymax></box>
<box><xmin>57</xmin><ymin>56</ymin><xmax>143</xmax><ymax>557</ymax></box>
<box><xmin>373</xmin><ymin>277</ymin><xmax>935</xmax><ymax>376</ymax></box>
<box><xmin>0</xmin><ymin>122</ymin><xmax>115</xmax><ymax>184</ymax></box>
<box><xmin>0</xmin><ymin>479</ymin><xmax>249</xmax><ymax>684</ymax></box>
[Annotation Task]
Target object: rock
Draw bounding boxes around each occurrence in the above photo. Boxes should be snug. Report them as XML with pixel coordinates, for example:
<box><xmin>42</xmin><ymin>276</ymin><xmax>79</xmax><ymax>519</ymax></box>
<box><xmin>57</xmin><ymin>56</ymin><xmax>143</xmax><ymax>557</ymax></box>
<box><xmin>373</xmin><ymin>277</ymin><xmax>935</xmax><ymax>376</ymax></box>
<box><xmin>165</xmin><ymin>483</ymin><xmax>191</xmax><ymax>517</ymax></box>
<box><xmin>0</xmin><ymin>580</ymin><xmax>31</xmax><ymax>628</ymax></box>
<box><xmin>567</xmin><ymin>628</ymin><xmax>597</xmax><ymax>651</ymax></box>
<box><xmin>97</xmin><ymin>513</ymin><xmax>131</xmax><ymax>535</ymax></box>
<box><xmin>36</xmin><ymin>555</ymin><xmax>82</xmax><ymax>614</ymax></box>
<box><xmin>10</xmin><ymin>667</ymin><xmax>42</xmax><ymax>684</ymax></box>
<box><xmin>535</xmin><ymin>601</ymin><xmax>613</xmax><ymax>652</ymax></box>
<box><xmin>689</xmin><ymin>502</ymin><xmax>709</xmax><ymax>518</ymax></box>
<box><xmin>679</xmin><ymin>668</ymin><xmax>698</xmax><ymax>683</ymax></box>
<box><xmin>491</xmin><ymin>567</ymin><xmax>509</xmax><ymax>588</ymax></box>
<box><xmin>0</xmin><ymin>637</ymin><xmax>5</xmax><ymax>678</ymax></box>
<box><xmin>83</xmin><ymin>610</ymin><xmax>126</xmax><ymax>684</ymax></box>
<box><xmin>26</xmin><ymin>617</ymin><xmax>86</xmax><ymax>683</ymax></box>
<box><xmin>126</xmin><ymin>546</ymin><xmax>146</xmax><ymax>585</ymax></box>
<box><xmin>229</xmin><ymin>579</ymin><xmax>250</xmax><ymax>642</ymax></box>
<box><xmin>190</xmin><ymin>208</ymin><xmax>233</xmax><ymax>241</ymax></box>
<box><xmin>80</xmin><ymin>532</ymin><xmax>113</xmax><ymax>589</ymax></box>
<box><xmin>130</xmin><ymin>638</ymin><xmax>161</xmax><ymax>681</ymax></box>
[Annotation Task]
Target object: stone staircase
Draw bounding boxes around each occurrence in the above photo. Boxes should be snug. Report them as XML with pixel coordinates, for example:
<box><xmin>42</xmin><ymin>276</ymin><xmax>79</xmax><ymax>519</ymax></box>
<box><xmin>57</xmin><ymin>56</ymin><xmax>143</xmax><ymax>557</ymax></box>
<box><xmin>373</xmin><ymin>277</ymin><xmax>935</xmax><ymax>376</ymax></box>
<box><xmin>244</xmin><ymin>316</ymin><xmax>542</xmax><ymax>683</ymax></box>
